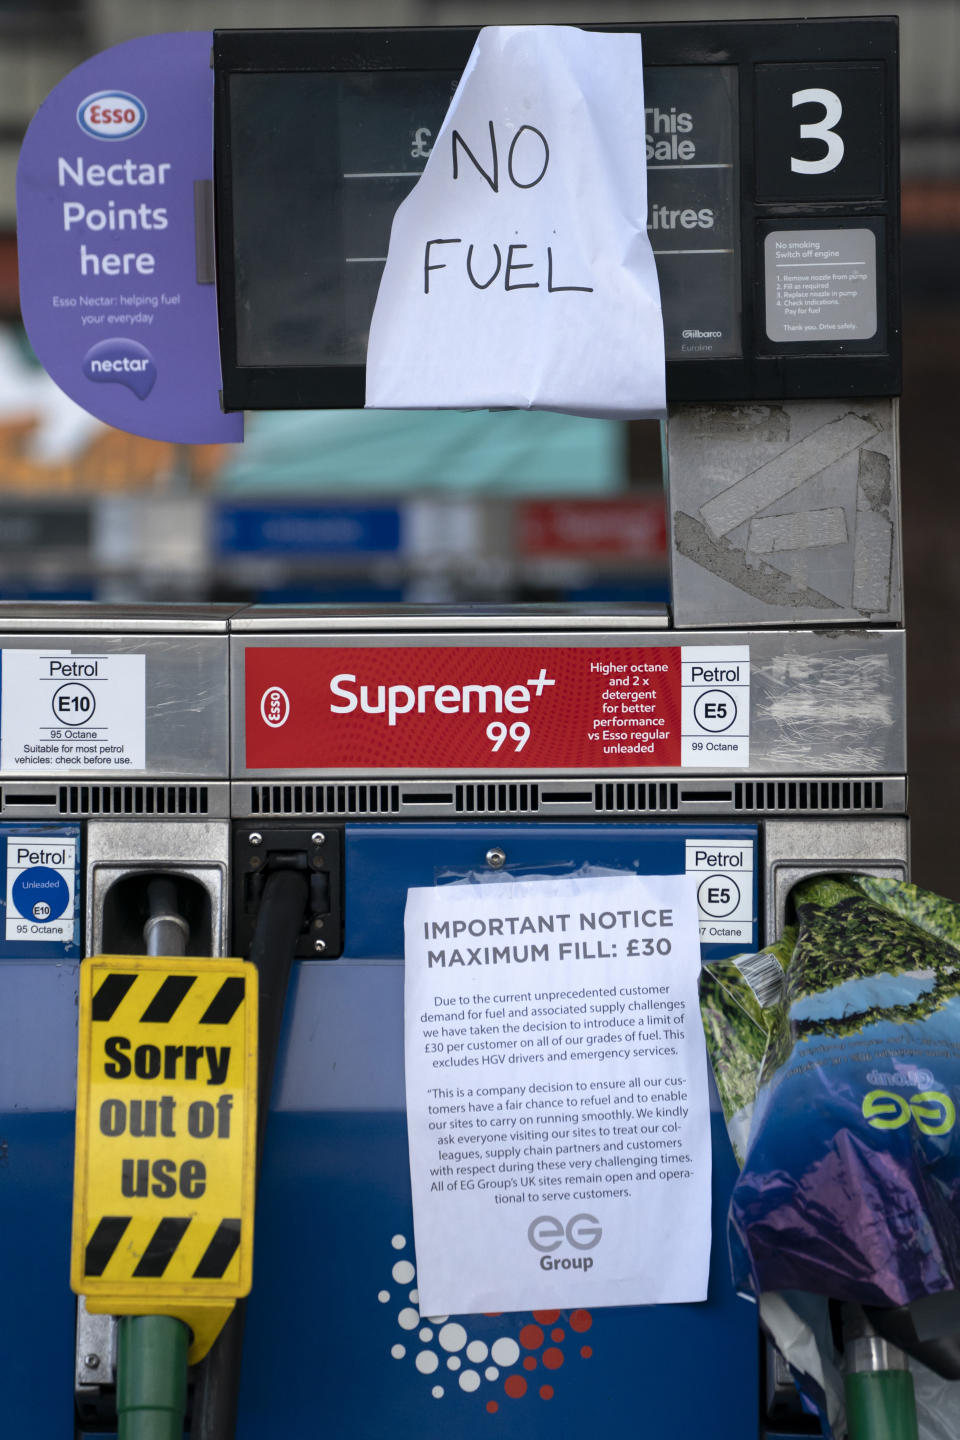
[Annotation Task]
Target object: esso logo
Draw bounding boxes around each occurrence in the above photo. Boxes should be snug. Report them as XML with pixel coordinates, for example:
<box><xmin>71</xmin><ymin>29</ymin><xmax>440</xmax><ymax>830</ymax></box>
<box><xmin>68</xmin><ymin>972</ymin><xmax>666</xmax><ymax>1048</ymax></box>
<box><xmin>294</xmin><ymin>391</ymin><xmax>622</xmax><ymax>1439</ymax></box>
<box><xmin>260</xmin><ymin>686</ymin><xmax>290</xmax><ymax>729</ymax></box>
<box><xmin>77</xmin><ymin>91</ymin><xmax>147</xmax><ymax>141</ymax></box>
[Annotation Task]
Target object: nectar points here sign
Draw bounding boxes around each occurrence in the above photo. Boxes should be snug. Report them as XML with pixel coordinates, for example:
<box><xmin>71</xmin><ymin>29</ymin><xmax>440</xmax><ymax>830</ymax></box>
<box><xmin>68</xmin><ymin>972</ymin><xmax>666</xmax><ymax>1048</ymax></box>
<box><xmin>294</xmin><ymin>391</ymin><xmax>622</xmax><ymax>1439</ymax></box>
<box><xmin>17</xmin><ymin>32</ymin><xmax>242</xmax><ymax>444</ymax></box>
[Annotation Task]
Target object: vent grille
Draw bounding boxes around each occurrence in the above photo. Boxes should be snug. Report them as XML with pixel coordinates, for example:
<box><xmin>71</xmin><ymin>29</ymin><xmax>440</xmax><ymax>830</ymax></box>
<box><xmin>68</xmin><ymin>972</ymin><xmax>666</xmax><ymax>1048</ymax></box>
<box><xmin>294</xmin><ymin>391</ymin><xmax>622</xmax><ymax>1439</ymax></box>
<box><xmin>251</xmin><ymin>784</ymin><xmax>401</xmax><ymax>816</ymax></box>
<box><xmin>595</xmin><ymin>782</ymin><xmax>680</xmax><ymax>813</ymax></box>
<box><xmin>59</xmin><ymin>785</ymin><xmax>209</xmax><ymax>816</ymax></box>
<box><xmin>237</xmin><ymin>776</ymin><xmax>900</xmax><ymax>819</ymax></box>
<box><xmin>734</xmin><ymin>780</ymin><xmax>885</xmax><ymax>813</ymax></box>
<box><xmin>454</xmin><ymin>784</ymin><xmax>539</xmax><ymax>814</ymax></box>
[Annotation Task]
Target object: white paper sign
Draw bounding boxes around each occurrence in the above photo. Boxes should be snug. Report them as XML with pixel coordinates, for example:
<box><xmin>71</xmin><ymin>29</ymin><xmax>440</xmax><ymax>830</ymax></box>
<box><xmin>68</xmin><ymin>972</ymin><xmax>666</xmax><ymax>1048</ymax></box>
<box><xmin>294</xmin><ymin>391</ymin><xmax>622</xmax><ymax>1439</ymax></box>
<box><xmin>0</xmin><ymin>650</ymin><xmax>146</xmax><ymax>770</ymax></box>
<box><xmin>404</xmin><ymin>873</ymin><xmax>711</xmax><ymax>1317</ymax></box>
<box><xmin>366</xmin><ymin>26</ymin><xmax>666</xmax><ymax>420</ymax></box>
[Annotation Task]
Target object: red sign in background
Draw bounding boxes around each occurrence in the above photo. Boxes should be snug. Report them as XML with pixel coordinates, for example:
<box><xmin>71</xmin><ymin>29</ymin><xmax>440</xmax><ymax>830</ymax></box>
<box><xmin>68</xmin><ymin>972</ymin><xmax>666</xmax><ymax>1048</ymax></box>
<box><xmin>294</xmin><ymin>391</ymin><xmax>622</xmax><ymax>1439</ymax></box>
<box><xmin>518</xmin><ymin>499</ymin><xmax>667</xmax><ymax>558</ymax></box>
<box><xmin>245</xmin><ymin>646</ymin><xmax>682</xmax><ymax>771</ymax></box>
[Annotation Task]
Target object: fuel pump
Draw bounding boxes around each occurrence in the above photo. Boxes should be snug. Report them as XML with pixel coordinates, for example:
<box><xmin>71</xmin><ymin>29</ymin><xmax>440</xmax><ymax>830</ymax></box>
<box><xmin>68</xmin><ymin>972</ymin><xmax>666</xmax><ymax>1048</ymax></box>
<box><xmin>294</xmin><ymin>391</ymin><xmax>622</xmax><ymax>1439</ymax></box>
<box><xmin>3</xmin><ymin>13</ymin><xmax>913</xmax><ymax>1440</ymax></box>
<box><xmin>209</xmin><ymin>16</ymin><xmax>906</xmax><ymax>1439</ymax></box>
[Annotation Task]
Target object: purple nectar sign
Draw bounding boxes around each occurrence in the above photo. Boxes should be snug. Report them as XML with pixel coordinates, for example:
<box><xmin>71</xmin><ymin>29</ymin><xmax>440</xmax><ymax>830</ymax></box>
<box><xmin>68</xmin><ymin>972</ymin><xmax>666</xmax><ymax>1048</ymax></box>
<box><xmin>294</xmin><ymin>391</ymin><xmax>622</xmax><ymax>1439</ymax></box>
<box><xmin>17</xmin><ymin>32</ymin><xmax>242</xmax><ymax>444</ymax></box>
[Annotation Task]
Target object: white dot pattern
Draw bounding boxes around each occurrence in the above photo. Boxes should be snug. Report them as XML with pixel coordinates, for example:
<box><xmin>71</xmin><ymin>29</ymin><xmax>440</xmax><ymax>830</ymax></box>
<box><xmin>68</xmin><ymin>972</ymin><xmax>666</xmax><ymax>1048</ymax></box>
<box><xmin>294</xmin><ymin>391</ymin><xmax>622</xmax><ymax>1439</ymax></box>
<box><xmin>490</xmin><ymin>1337</ymin><xmax>520</xmax><ymax>1367</ymax></box>
<box><xmin>385</xmin><ymin>1230</ymin><xmax>548</xmax><ymax>1405</ymax></box>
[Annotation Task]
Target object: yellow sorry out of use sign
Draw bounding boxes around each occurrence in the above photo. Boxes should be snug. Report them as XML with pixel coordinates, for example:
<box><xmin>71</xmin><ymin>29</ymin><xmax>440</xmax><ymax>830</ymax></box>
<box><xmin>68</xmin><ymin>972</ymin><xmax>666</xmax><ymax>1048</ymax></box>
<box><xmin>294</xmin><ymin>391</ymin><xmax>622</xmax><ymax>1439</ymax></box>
<box><xmin>72</xmin><ymin>955</ymin><xmax>257</xmax><ymax>1358</ymax></box>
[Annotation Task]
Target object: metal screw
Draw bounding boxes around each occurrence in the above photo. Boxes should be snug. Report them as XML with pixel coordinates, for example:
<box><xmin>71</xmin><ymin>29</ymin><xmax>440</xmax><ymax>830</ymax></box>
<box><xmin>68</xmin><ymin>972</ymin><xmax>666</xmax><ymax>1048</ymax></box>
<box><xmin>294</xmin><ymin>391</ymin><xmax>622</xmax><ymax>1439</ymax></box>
<box><xmin>84</xmin><ymin>1354</ymin><xmax>100</xmax><ymax>1371</ymax></box>
<box><xmin>485</xmin><ymin>847</ymin><xmax>507</xmax><ymax>870</ymax></box>
<box><xmin>312</xmin><ymin>916</ymin><xmax>325</xmax><ymax>930</ymax></box>
<box><xmin>311</xmin><ymin>831</ymin><xmax>326</xmax><ymax>846</ymax></box>
<box><xmin>249</xmin><ymin>832</ymin><xmax>263</xmax><ymax>846</ymax></box>
<box><xmin>249</xmin><ymin>855</ymin><xmax>261</xmax><ymax>869</ymax></box>
<box><xmin>313</xmin><ymin>939</ymin><xmax>327</xmax><ymax>954</ymax></box>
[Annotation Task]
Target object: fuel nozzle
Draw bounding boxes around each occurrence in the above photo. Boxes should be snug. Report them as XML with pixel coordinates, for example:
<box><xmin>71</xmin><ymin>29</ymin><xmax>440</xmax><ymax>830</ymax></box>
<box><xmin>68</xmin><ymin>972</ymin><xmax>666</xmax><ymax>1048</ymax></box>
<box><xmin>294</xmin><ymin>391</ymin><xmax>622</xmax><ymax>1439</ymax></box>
<box><xmin>844</xmin><ymin>1306</ymin><xmax>918</xmax><ymax>1440</ymax></box>
<box><xmin>114</xmin><ymin>875</ymin><xmax>192</xmax><ymax>1440</ymax></box>
<box><xmin>143</xmin><ymin>876</ymin><xmax>191</xmax><ymax>958</ymax></box>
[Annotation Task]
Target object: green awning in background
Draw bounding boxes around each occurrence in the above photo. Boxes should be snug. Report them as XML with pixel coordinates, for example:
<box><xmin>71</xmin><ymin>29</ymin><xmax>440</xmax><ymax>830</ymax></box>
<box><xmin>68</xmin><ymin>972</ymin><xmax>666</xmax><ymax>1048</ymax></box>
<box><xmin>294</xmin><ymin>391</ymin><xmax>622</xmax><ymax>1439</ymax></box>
<box><xmin>218</xmin><ymin>408</ymin><xmax>625</xmax><ymax>494</ymax></box>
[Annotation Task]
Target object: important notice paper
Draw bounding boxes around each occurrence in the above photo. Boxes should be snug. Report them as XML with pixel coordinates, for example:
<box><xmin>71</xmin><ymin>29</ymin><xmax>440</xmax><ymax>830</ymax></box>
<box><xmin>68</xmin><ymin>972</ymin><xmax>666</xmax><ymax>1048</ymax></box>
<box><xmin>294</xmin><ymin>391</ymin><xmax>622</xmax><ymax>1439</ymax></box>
<box><xmin>404</xmin><ymin>873</ymin><xmax>711</xmax><ymax>1316</ymax></box>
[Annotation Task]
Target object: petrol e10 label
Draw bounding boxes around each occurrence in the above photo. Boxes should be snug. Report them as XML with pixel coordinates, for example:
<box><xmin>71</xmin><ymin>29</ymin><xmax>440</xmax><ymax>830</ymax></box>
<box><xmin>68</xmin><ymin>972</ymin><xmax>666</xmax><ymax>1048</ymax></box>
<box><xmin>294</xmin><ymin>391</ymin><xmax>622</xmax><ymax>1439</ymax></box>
<box><xmin>0</xmin><ymin>648</ymin><xmax>146</xmax><ymax>771</ymax></box>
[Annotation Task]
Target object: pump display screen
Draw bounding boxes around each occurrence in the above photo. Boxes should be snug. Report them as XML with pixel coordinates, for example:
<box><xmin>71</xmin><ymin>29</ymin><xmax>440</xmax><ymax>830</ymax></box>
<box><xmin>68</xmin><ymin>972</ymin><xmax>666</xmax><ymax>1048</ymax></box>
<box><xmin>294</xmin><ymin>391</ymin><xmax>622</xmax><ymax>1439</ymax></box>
<box><xmin>227</xmin><ymin>66</ymin><xmax>739</xmax><ymax>371</ymax></box>
<box><xmin>214</xmin><ymin>21</ymin><xmax>899</xmax><ymax>407</ymax></box>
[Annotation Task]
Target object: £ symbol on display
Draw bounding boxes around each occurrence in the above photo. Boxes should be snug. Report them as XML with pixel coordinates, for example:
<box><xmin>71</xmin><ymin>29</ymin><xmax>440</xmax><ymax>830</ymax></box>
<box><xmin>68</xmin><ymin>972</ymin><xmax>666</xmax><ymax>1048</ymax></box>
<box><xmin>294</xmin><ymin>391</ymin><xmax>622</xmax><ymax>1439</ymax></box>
<box><xmin>411</xmin><ymin>127</ymin><xmax>433</xmax><ymax>159</ymax></box>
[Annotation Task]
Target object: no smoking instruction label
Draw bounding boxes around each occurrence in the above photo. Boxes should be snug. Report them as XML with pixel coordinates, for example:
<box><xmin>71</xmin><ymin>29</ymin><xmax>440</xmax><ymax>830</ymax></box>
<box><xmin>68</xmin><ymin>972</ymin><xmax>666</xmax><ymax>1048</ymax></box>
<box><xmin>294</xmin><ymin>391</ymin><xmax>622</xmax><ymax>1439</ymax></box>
<box><xmin>0</xmin><ymin>650</ymin><xmax>146</xmax><ymax>770</ymax></box>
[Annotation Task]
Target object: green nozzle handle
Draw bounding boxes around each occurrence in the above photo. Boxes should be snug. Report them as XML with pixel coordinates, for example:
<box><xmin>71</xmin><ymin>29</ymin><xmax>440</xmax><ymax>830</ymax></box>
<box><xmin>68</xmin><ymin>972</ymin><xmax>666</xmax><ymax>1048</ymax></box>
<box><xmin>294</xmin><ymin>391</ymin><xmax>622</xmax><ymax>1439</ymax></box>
<box><xmin>845</xmin><ymin>1369</ymin><xmax>919</xmax><ymax>1440</ymax></box>
<box><xmin>116</xmin><ymin>1315</ymin><xmax>189</xmax><ymax>1440</ymax></box>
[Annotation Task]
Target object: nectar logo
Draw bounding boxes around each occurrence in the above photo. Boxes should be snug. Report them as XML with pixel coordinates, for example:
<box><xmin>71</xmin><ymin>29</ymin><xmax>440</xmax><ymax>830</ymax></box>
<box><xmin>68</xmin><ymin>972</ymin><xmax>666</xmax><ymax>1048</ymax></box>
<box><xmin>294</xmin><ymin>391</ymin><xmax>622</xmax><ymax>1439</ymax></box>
<box><xmin>82</xmin><ymin>339</ymin><xmax>155</xmax><ymax>399</ymax></box>
<box><xmin>260</xmin><ymin>687</ymin><xmax>290</xmax><ymax>729</ymax></box>
<box><xmin>77</xmin><ymin>91</ymin><xmax>147</xmax><ymax>141</ymax></box>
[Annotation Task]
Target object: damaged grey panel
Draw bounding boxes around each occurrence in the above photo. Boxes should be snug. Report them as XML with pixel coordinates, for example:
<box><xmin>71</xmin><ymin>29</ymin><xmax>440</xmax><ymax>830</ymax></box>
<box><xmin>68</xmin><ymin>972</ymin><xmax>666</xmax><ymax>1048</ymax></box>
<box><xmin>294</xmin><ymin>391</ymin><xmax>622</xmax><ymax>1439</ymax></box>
<box><xmin>666</xmin><ymin>398</ymin><xmax>902</xmax><ymax>628</ymax></box>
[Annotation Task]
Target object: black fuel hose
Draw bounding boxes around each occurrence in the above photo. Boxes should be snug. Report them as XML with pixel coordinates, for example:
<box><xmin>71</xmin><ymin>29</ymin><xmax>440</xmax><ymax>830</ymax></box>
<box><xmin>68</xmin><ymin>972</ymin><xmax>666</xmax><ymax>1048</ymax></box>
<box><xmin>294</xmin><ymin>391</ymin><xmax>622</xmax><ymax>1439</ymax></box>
<box><xmin>191</xmin><ymin>866</ymin><xmax>309</xmax><ymax>1440</ymax></box>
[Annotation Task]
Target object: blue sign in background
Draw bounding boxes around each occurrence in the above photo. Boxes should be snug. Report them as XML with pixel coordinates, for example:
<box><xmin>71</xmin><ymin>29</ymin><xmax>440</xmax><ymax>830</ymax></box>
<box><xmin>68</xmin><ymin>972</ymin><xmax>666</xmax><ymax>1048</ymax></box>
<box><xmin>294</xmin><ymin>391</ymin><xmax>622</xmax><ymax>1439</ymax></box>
<box><xmin>215</xmin><ymin>503</ymin><xmax>403</xmax><ymax>557</ymax></box>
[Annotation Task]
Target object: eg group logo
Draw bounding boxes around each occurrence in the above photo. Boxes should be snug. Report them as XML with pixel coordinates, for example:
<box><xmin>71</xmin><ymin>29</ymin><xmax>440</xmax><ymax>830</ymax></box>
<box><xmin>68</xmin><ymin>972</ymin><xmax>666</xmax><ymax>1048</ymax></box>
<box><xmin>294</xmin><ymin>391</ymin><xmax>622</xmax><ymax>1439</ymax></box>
<box><xmin>77</xmin><ymin>91</ymin><xmax>147</xmax><ymax>141</ymax></box>
<box><xmin>863</xmin><ymin>1088</ymin><xmax>956</xmax><ymax>1135</ymax></box>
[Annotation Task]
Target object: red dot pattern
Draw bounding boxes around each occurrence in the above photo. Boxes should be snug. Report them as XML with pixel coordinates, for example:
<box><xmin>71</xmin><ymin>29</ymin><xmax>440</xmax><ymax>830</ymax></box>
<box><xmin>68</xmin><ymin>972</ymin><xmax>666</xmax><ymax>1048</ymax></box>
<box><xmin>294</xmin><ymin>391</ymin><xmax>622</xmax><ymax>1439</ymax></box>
<box><xmin>479</xmin><ymin>1309</ymin><xmax>594</xmax><ymax>1413</ymax></box>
